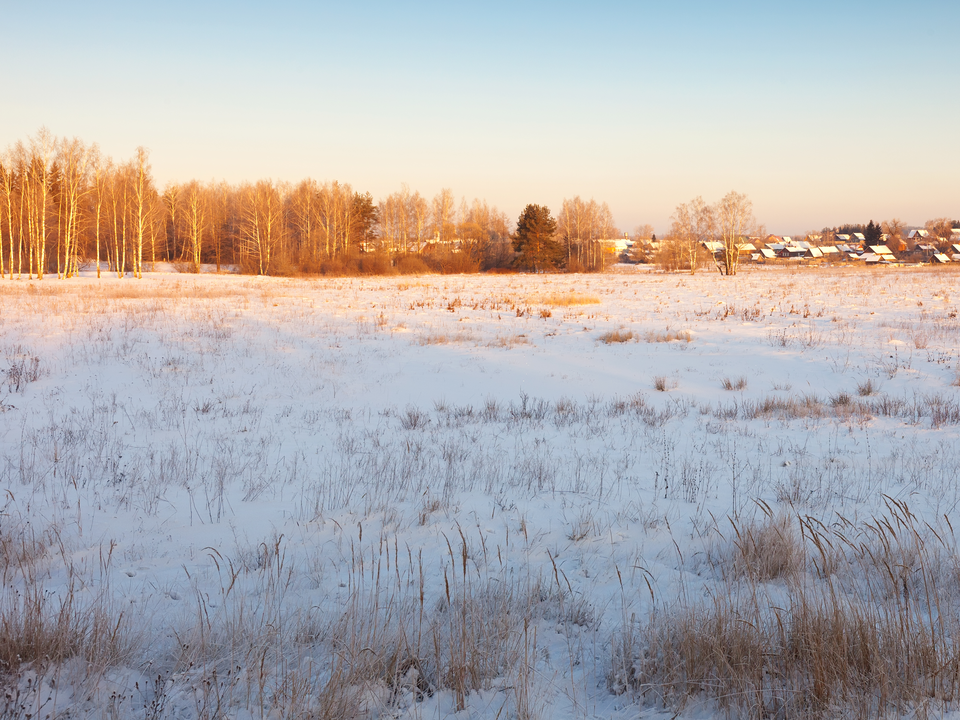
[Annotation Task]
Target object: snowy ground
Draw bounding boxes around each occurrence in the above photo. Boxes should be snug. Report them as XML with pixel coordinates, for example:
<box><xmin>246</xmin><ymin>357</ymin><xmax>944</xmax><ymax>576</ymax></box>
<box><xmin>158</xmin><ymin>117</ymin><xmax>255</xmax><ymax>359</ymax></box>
<box><xmin>3</xmin><ymin>265</ymin><xmax>960</xmax><ymax>719</ymax></box>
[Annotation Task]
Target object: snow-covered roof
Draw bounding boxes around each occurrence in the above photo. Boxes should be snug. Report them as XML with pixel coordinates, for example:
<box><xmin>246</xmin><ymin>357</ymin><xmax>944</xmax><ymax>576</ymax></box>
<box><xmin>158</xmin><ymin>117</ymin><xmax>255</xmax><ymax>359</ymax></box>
<box><xmin>808</xmin><ymin>247</ymin><xmax>823</xmax><ymax>258</ymax></box>
<box><xmin>852</xmin><ymin>233</ymin><xmax>866</xmax><ymax>241</ymax></box>
<box><xmin>908</xmin><ymin>229</ymin><xmax>929</xmax><ymax>239</ymax></box>
<box><xmin>820</xmin><ymin>246</ymin><xmax>839</xmax><ymax>254</ymax></box>
<box><xmin>836</xmin><ymin>234</ymin><xmax>851</xmax><ymax>241</ymax></box>
<box><xmin>760</xmin><ymin>248</ymin><xmax>776</xmax><ymax>258</ymax></box>
<box><xmin>933</xmin><ymin>253</ymin><xmax>951</xmax><ymax>263</ymax></box>
<box><xmin>605</xmin><ymin>239</ymin><xmax>631</xmax><ymax>252</ymax></box>
<box><xmin>869</xmin><ymin>245</ymin><xmax>893</xmax><ymax>255</ymax></box>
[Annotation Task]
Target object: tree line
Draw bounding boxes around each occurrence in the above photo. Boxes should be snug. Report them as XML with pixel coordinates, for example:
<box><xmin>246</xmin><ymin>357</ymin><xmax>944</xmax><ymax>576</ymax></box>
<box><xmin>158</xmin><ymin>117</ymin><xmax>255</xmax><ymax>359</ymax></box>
<box><xmin>0</xmin><ymin>130</ymin><xmax>622</xmax><ymax>278</ymax></box>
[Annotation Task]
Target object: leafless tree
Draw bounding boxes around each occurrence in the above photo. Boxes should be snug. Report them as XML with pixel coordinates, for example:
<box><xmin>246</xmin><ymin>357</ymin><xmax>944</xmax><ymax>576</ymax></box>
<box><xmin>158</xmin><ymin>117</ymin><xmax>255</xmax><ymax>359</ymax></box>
<box><xmin>183</xmin><ymin>181</ymin><xmax>208</xmax><ymax>272</ymax></box>
<box><xmin>714</xmin><ymin>191</ymin><xmax>754</xmax><ymax>276</ymax></box>
<box><xmin>882</xmin><ymin>218</ymin><xmax>906</xmax><ymax>252</ymax></box>
<box><xmin>239</xmin><ymin>180</ymin><xmax>285</xmax><ymax>274</ymax></box>
<box><xmin>0</xmin><ymin>150</ymin><xmax>15</xmax><ymax>279</ymax></box>
<box><xmin>56</xmin><ymin>136</ymin><xmax>92</xmax><ymax>278</ymax></box>
<box><xmin>663</xmin><ymin>196</ymin><xmax>714</xmax><ymax>273</ymax></box>
<box><xmin>432</xmin><ymin>188</ymin><xmax>456</xmax><ymax>244</ymax></box>
<box><xmin>925</xmin><ymin>217</ymin><xmax>954</xmax><ymax>248</ymax></box>
<box><xmin>24</xmin><ymin>129</ymin><xmax>56</xmax><ymax>279</ymax></box>
<box><xmin>557</xmin><ymin>197</ymin><xmax>619</xmax><ymax>271</ymax></box>
<box><xmin>131</xmin><ymin>147</ymin><xmax>154</xmax><ymax>278</ymax></box>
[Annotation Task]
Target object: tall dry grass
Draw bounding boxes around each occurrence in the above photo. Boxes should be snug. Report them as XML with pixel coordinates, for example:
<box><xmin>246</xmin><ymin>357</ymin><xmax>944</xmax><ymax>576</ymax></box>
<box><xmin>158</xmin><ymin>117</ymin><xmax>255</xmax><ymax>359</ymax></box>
<box><xmin>611</xmin><ymin>497</ymin><xmax>960</xmax><ymax>719</ymax></box>
<box><xmin>535</xmin><ymin>291</ymin><xmax>601</xmax><ymax>307</ymax></box>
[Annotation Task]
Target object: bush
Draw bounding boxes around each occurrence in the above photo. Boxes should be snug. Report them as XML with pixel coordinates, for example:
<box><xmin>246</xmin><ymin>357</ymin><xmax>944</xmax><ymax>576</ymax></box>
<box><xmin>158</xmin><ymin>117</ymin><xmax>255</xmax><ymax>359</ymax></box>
<box><xmin>396</xmin><ymin>255</ymin><xmax>432</xmax><ymax>275</ymax></box>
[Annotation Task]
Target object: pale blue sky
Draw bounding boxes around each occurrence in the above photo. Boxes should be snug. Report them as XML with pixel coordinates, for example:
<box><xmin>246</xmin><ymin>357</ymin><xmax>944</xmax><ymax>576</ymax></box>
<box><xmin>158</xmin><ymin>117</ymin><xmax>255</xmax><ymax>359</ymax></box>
<box><xmin>3</xmin><ymin>1</ymin><xmax>957</xmax><ymax>233</ymax></box>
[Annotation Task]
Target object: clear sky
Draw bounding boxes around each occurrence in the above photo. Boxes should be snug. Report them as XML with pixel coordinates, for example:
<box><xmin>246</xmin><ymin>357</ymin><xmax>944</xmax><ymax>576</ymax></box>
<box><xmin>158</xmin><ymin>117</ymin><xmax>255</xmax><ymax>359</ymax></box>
<box><xmin>4</xmin><ymin>0</ymin><xmax>958</xmax><ymax>235</ymax></box>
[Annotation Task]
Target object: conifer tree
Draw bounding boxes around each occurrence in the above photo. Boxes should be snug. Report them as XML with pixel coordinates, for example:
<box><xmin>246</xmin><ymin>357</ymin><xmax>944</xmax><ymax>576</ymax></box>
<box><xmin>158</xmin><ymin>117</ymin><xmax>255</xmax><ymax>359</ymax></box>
<box><xmin>513</xmin><ymin>204</ymin><xmax>562</xmax><ymax>272</ymax></box>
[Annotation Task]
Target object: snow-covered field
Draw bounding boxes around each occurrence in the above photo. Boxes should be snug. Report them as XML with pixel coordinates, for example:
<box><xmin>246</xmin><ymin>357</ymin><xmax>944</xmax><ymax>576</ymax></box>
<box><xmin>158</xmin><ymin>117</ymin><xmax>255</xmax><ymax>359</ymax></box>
<box><xmin>3</xmin><ymin>265</ymin><xmax>960</xmax><ymax>719</ymax></box>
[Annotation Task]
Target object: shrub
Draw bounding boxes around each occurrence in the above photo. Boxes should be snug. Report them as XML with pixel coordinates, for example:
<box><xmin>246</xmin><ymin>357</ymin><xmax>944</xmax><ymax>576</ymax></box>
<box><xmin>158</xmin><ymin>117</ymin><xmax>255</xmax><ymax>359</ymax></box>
<box><xmin>396</xmin><ymin>255</ymin><xmax>432</xmax><ymax>275</ymax></box>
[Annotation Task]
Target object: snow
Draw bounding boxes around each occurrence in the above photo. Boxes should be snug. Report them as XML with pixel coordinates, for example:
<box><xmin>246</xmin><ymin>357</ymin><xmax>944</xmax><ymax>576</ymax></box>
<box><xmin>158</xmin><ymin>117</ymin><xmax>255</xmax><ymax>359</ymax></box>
<box><xmin>2</xmin><ymin>265</ymin><xmax>960</xmax><ymax>719</ymax></box>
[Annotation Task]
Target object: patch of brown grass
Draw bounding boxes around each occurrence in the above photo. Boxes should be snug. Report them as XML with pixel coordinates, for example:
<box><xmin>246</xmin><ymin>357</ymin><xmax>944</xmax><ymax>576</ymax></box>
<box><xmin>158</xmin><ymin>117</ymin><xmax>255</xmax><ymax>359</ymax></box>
<box><xmin>536</xmin><ymin>292</ymin><xmax>601</xmax><ymax>307</ymax></box>
<box><xmin>487</xmin><ymin>334</ymin><xmax>530</xmax><ymax>348</ymax></box>
<box><xmin>645</xmin><ymin>329</ymin><xmax>692</xmax><ymax>343</ymax></box>
<box><xmin>599</xmin><ymin>329</ymin><xmax>636</xmax><ymax>344</ymax></box>
<box><xmin>611</xmin><ymin>498</ymin><xmax>960</xmax><ymax>719</ymax></box>
<box><xmin>0</xmin><ymin>581</ymin><xmax>133</xmax><ymax>674</ymax></box>
<box><xmin>721</xmin><ymin>375</ymin><xmax>748</xmax><ymax>391</ymax></box>
<box><xmin>416</xmin><ymin>331</ymin><xmax>478</xmax><ymax>346</ymax></box>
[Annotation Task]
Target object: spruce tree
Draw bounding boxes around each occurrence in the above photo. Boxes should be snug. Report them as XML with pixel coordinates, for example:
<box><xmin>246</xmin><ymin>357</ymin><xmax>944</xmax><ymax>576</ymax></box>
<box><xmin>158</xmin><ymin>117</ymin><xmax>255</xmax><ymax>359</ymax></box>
<box><xmin>513</xmin><ymin>204</ymin><xmax>563</xmax><ymax>272</ymax></box>
<box><xmin>864</xmin><ymin>219</ymin><xmax>882</xmax><ymax>246</ymax></box>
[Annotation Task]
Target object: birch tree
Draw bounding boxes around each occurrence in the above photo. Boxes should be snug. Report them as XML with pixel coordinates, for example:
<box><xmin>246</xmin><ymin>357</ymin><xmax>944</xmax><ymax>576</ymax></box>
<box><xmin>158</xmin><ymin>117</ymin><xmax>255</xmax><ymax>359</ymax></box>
<box><xmin>714</xmin><ymin>191</ymin><xmax>754</xmax><ymax>276</ymax></box>
<box><xmin>163</xmin><ymin>183</ymin><xmax>182</xmax><ymax>263</ymax></box>
<box><xmin>183</xmin><ymin>180</ymin><xmax>208</xmax><ymax>272</ymax></box>
<box><xmin>0</xmin><ymin>152</ymin><xmax>15</xmax><ymax>279</ymax></box>
<box><xmin>131</xmin><ymin>146</ymin><xmax>154</xmax><ymax>278</ymax></box>
<box><xmin>26</xmin><ymin>129</ymin><xmax>56</xmax><ymax>279</ymax></box>
<box><xmin>665</xmin><ymin>196</ymin><xmax>713</xmax><ymax>273</ymax></box>
<box><xmin>432</xmin><ymin>188</ymin><xmax>456</xmax><ymax>243</ymax></box>
<box><xmin>240</xmin><ymin>180</ymin><xmax>284</xmax><ymax>274</ymax></box>
<box><xmin>91</xmin><ymin>152</ymin><xmax>109</xmax><ymax>278</ymax></box>
<box><xmin>56</xmin><ymin>137</ymin><xmax>92</xmax><ymax>278</ymax></box>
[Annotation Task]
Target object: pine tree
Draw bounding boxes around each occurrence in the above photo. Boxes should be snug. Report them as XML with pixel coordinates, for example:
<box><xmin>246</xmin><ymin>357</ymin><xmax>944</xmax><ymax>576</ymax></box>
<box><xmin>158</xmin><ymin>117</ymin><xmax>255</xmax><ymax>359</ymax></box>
<box><xmin>864</xmin><ymin>219</ymin><xmax>882</xmax><ymax>246</ymax></box>
<box><xmin>513</xmin><ymin>204</ymin><xmax>562</xmax><ymax>272</ymax></box>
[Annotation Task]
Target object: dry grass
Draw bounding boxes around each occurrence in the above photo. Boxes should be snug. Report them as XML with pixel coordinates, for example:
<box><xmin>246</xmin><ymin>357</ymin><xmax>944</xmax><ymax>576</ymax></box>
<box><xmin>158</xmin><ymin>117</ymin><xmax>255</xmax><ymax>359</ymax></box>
<box><xmin>857</xmin><ymin>378</ymin><xmax>879</xmax><ymax>396</ymax></box>
<box><xmin>415</xmin><ymin>330</ymin><xmax>478</xmax><ymax>346</ymax></box>
<box><xmin>3</xmin><ymin>346</ymin><xmax>43</xmax><ymax>393</ymax></box>
<box><xmin>599</xmin><ymin>329</ymin><xmax>636</xmax><ymax>344</ymax></box>
<box><xmin>645</xmin><ymin>329</ymin><xmax>692</xmax><ymax>343</ymax></box>
<box><xmin>707</xmin><ymin>390</ymin><xmax>960</xmax><ymax>426</ymax></box>
<box><xmin>487</xmin><ymin>334</ymin><xmax>531</xmax><ymax>348</ymax></box>
<box><xmin>0</xmin><ymin>581</ymin><xmax>133</xmax><ymax>674</ymax></box>
<box><xmin>0</xmin><ymin>512</ymin><xmax>55</xmax><ymax>585</ymax></box>
<box><xmin>721</xmin><ymin>376</ymin><xmax>748</xmax><ymax>391</ymax></box>
<box><xmin>274</xmin><ymin>532</ymin><xmax>543</xmax><ymax>717</ymax></box>
<box><xmin>728</xmin><ymin>508</ymin><xmax>803</xmax><ymax>581</ymax></box>
<box><xmin>611</xmin><ymin>498</ymin><xmax>960</xmax><ymax>719</ymax></box>
<box><xmin>536</xmin><ymin>292</ymin><xmax>601</xmax><ymax>307</ymax></box>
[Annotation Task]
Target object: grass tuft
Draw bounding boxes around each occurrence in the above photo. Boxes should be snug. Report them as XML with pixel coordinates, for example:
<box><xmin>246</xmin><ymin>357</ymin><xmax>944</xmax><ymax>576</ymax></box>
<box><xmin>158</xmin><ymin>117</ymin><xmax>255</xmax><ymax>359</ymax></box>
<box><xmin>599</xmin><ymin>329</ymin><xmax>636</xmax><ymax>344</ymax></box>
<box><xmin>645</xmin><ymin>329</ymin><xmax>692</xmax><ymax>343</ymax></box>
<box><xmin>721</xmin><ymin>376</ymin><xmax>748</xmax><ymax>391</ymax></box>
<box><xmin>612</xmin><ymin>499</ymin><xmax>960</xmax><ymax>719</ymax></box>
